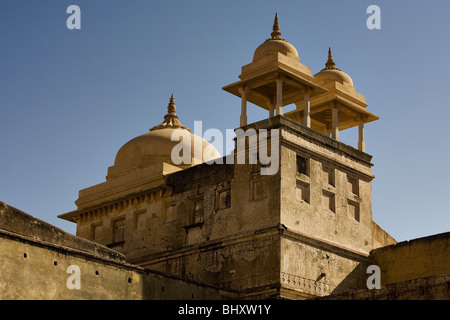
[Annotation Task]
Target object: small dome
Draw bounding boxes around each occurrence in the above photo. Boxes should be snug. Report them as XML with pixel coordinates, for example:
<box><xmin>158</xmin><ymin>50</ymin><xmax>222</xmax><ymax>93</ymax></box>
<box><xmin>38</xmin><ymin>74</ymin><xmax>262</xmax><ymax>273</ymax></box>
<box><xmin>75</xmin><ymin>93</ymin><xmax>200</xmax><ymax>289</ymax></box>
<box><xmin>314</xmin><ymin>48</ymin><xmax>354</xmax><ymax>86</ymax></box>
<box><xmin>314</xmin><ymin>68</ymin><xmax>353</xmax><ymax>86</ymax></box>
<box><xmin>253</xmin><ymin>39</ymin><xmax>299</xmax><ymax>61</ymax></box>
<box><xmin>253</xmin><ymin>13</ymin><xmax>299</xmax><ymax>61</ymax></box>
<box><xmin>108</xmin><ymin>95</ymin><xmax>221</xmax><ymax>178</ymax></box>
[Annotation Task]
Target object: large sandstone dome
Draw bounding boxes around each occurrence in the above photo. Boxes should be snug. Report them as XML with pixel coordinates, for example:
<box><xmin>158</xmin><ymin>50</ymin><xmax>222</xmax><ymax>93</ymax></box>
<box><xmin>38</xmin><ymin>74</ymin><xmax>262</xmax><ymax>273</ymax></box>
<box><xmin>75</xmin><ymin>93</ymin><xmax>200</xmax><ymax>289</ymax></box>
<box><xmin>107</xmin><ymin>95</ymin><xmax>221</xmax><ymax>179</ymax></box>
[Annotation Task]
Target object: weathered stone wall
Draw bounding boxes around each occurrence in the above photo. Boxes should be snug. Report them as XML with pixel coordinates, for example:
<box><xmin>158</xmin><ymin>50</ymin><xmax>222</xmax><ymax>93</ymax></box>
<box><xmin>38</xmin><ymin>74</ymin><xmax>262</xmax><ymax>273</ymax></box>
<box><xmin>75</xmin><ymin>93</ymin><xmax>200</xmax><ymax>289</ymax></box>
<box><xmin>139</xmin><ymin>229</ymin><xmax>281</xmax><ymax>298</ymax></box>
<box><xmin>65</xmin><ymin>158</ymin><xmax>282</xmax><ymax>298</ymax></box>
<box><xmin>74</xmin><ymin>192</ymin><xmax>168</xmax><ymax>258</ymax></box>
<box><xmin>321</xmin><ymin>232</ymin><xmax>450</xmax><ymax>300</ymax></box>
<box><xmin>280</xmin><ymin>232</ymin><xmax>371</xmax><ymax>299</ymax></box>
<box><xmin>132</xmin><ymin>160</ymin><xmax>282</xmax><ymax>297</ymax></box>
<box><xmin>0</xmin><ymin>202</ymin><xmax>227</xmax><ymax>300</ymax></box>
<box><xmin>371</xmin><ymin>232</ymin><xmax>450</xmax><ymax>286</ymax></box>
<box><xmin>320</xmin><ymin>274</ymin><xmax>450</xmax><ymax>300</ymax></box>
<box><xmin>271</xmin><ymin>118</ymin><xmax>378</xmax><ymax>298</ymax></box>
<box><xmin>278</xmin><ymin>122</ymin><xmax>375</xmax><ymax>256</ymax></box>
<box><xmin>372</xmin><ymin>221</ymin><xmax>397</xmax><ymax>249</ymax></box>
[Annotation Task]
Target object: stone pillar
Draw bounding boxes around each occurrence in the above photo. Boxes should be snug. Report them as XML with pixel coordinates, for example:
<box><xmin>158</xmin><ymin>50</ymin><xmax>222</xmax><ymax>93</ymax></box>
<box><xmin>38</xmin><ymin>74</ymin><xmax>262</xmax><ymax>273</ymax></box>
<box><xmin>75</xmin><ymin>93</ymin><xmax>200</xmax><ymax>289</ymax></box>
<box><xmin>332</xmin><ymin>104</ymin><xmax>339</xmax><ymax>140</ymax></box>
<box><xmin>239</xmin><ymin>86</ymin><xmax>248</xmax><ymax>127</ymax></box>
<box><xmin>276</xmin><ymin>78</ymin><xmax>283</xmax><ymax>115</ymax></box>
<box><xmin>268</xmin><ymin>102</ymin><xmax>274</xmax><ymax>118</ymax></box>
<box><xmin>303</xmin><ymin>88</ymin><xmax>311</xmax><ymax>128</ymax></box>
<box><xmin>358</xmin><ymin>120</ymin><xmax>365</xmax><ymax>152</ymax></box>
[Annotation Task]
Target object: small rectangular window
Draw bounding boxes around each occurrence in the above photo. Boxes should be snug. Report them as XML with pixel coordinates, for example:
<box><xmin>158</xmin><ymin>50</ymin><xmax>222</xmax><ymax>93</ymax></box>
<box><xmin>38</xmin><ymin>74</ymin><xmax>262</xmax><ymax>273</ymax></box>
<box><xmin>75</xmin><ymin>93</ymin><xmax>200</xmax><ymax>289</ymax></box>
<box><xmin>134</xmin><ymin>210</ymin><xmax>147</xmax><ymax>230</ymax></box>
<box><xmin>322</xmin><ymin>166</ymin><xmax>335</xmax><ymax>186</ymax></box>
<box><xmin>322</xmin><ymin>190</ymin><xmax>335</xmax><ymax>213</ymax></box>
<box><xmin>193</xmin><ymin>199</ymin><xmax>204</xmax><ymax>224</ymax></box>
<box><xmin>165</xmin><ymin>204</ymin><xmax>176</xmax><ymax>222</ymax></box>
<box><xmin>296</xmin><ymin>155</ymin><xmax>307</xmax><ymax>175</ymax></box>
<box><xmin>347</xmin><ymin>176</ymin><xmax>359</xmax><ymax>196</ymax></box>
<box><xmin>113</xmin><ymin>219</ymin><xmax>125</xmax><ymax>243</ymax></box>
<box><xmin>348</xmin><ymin>200</ymin><xmax>360</xmax><ymax>222</ymax></box>
<box><xmin>296</xmin><ymin>180</ymin><xmax>310</xmax><ymax>203</ymax></box>
<box><xmin>250</xmin><ymin>178</ymin><xmax>266</xmax><ymax>201</ymax></box>
<box><xmin>92</xmin><ymin>223</ymin><xmax>103</xmax><ymax>241</ymax></box>
<box><xmin>218</xmin><ymin>189</ymin><xmax>231</xmax><ymax>209</ymax></box>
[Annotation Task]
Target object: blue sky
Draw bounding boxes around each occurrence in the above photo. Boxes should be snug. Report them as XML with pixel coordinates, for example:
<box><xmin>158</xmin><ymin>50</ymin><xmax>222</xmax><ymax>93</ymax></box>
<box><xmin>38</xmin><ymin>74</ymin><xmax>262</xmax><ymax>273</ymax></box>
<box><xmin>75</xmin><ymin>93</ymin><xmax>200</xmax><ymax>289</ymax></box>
<box><xmin>1</xmin><ymin>0</ymin><xmax>449</xmax><ymax>242</ymax></box>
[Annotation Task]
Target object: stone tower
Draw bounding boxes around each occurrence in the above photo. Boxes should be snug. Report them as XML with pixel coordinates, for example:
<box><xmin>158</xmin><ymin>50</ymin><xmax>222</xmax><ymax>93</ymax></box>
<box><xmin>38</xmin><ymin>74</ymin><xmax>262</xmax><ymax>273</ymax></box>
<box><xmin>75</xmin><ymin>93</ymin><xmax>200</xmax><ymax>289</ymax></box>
<box><xmin>220</xmin><ymin>14</ymin><xmax>389</xmax><ymax>298</ymax></box>
<box><xmin>59</xmin><ymin>15</ymin><xmax>395</xmax><ymax>299</ymax></box>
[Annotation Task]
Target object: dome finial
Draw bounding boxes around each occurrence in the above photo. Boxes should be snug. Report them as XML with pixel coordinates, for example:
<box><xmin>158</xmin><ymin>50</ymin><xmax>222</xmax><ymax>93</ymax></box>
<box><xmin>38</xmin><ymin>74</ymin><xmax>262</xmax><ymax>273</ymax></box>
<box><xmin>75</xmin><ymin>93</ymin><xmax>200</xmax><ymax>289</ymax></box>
<box><xmin>150</xmin><ymin>94</ymin><xmax>190</xmax><ymax>132</ymax></box>
<box><xmin>322</xmin><ymin>47</ymin><xmax>341</xmax><ymax>71</ymax></box>
<box><xmin>270</xmin><ymin>13</ymin><xmax>284</xmax><ymax>40</ymax></box>
<box><xmin>168</xmin><ymin>93</ymin><xmax>176</xmax><ymax>113</ymax></box>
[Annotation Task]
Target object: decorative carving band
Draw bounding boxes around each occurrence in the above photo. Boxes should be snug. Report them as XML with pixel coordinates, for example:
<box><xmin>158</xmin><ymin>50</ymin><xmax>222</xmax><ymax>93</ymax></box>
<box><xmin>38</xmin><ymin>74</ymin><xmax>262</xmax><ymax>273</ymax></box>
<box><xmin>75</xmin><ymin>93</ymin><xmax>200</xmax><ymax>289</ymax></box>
<box><xmin>76</xmin><ymin>188</ymin><xmax>168</xmax><ymax>222</ymax></box>
<box><xmin>281</xmin><ymin>272</ymin><xmax>336</xmax><ymax>296</ymax></box>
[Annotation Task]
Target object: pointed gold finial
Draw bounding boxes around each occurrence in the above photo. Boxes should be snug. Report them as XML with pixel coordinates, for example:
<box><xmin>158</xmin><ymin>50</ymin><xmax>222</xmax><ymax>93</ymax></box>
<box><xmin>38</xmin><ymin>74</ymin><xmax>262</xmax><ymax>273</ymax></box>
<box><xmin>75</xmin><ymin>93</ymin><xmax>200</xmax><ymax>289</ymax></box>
<box><xmin>150</xmin><ymin>94</ymin><xmax>191</xmax><ymax>132</ymax></box>
<box><xmin>269</xmin><ymin>13</ymin><xmax>285</xmax><ymax>41</ymax></box>
<box><xmin>322</xmin><ymin>47</ymin><xmax>341</xmax><ymax>71</ymax></box>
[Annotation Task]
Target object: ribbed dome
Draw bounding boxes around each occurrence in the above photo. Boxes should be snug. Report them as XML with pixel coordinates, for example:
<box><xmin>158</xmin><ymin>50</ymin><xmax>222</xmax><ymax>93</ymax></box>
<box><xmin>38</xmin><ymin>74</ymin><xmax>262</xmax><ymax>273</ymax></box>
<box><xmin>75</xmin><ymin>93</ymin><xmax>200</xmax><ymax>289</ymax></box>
<box><xmin>107</xmin><ymin>95</ymin><xmax>221</xmax><ymax>178</ymax></box>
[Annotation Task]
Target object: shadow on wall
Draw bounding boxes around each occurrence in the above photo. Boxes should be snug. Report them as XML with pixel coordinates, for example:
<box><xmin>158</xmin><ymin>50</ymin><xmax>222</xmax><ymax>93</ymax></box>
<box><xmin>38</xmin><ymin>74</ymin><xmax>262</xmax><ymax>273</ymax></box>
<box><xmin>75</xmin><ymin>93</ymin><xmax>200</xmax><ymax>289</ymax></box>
<box><xmin>330</xmin><ymin>261</ymin><xmax>371</xmax><ymax>296</ymax></box>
